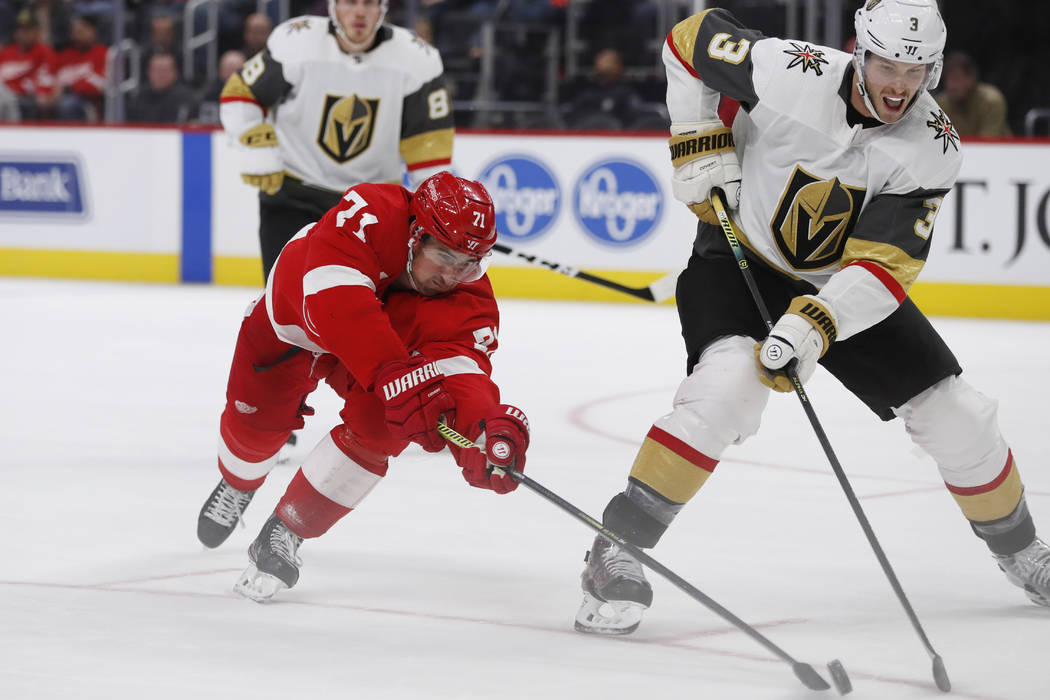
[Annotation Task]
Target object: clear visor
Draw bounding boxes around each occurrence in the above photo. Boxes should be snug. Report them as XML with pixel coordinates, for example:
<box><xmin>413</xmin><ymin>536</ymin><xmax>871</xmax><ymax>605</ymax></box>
<box><xmin>862</xmin><ymin>55</ymin><xmax>930</xmax><ymax>90</ymax></box>
<box><xmin>418</xmin><ymin>237</ymin><xmax>489</xmax><ymax>283</ymax></box>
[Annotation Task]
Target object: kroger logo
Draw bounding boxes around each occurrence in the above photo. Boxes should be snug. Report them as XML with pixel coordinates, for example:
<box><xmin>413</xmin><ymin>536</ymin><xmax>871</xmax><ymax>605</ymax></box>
<box><xmin>478</xmin><ymin>155</ymin><xmax>560</xmax><ymax>241</ymax></box>
<box><xmin>574</xmin><ymin>159</ymin><xmax>662</xmax><ymax>247</ymax></box>
<box><xmin>0</xmin><ymin>158</ymin><xmax>86</xmax><ymax>215</ymax></box>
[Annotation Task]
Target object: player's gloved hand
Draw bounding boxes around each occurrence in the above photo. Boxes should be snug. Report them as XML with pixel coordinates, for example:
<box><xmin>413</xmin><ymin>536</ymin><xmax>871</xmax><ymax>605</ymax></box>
<box><xmin>375</xmin><ymin>356</ymin><xmax>456</xmax><ymax>452</ymax></box>
<box><xmin>237</xmin><ymin>123</ymin><xmax>284</xmax><ymax>195</ymax></box>
<box><xmin>668</xmin><ymin>119</ymin><xmax>741</xmax><ymax>224</ymax></box>
<box><xmin>756</xmin><ymin>295</ymin><xmax>838</xmax><ymax>392</ymax></box>
<box><xmin>457</xmin><ymin>404</ymin><xmax>530</xmax><ymax>494</ymax></box>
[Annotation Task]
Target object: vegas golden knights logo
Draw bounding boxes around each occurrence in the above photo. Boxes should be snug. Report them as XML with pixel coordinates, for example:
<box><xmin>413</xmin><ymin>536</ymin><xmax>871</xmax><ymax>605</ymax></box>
<box><xmin>317</xmin><ymin>94</ymin><xmax>380</xmax><ymax>163</ymax></box>
<box><xmin>770</xmin><ymin>166</ymin><xmax>866</xmax><ymax>270</ymax></box>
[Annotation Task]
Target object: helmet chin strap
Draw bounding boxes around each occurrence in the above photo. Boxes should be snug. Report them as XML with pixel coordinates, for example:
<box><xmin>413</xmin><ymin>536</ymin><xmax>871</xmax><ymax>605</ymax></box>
<box><xmin>855</xmin><ymin>75</ymin><xmax>889</xmax><ymax>124</ymax></box>
<box><xmin>404</xmin><ymin>239</ymin><xmax>422</xmax><ymax>292</ymax></box>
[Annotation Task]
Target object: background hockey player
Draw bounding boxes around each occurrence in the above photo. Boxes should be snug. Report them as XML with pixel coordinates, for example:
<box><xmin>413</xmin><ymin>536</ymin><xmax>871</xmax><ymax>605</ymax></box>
<box><xmin>220</xmin><ymin>0</ymin><xmax>455</xmax><ymax>281</ymax></box>
<box><xmin>195</xmin><ymin>172</ymin><xmax>530</xmax><ymax>602</ymax></box>
<box><xmin>575</xmin><ymin>0</ymin><xmax>1050</xmax><ymax>635</ymax></box>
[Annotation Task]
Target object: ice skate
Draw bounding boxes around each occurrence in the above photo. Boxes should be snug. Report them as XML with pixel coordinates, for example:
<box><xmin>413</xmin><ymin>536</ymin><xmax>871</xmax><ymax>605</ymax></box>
<box><xmin>234</xmin><ymin>512</ymin><xmax>303</xmax><ymax>603</ymax></box>
<box><xmin>197</xmin><ymin>478</ymin><xmax>256</xmax><ymax>548</ymax></box>
<box><xmin>575</xmin><ymin>536</ymin><xmax>653</xmax><ymax>635</ymax></box>
<box><xmin>995</xmin><ymin>537</ymin><xmax>1050</xmax><ymax>607</ymax></box>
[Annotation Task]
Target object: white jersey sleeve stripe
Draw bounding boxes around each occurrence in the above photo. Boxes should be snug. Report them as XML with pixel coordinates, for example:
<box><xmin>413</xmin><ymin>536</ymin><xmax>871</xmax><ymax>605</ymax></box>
<box><xmin>435</xmin><ymin>355</ymin><xmax>484</xmax><ymax>377</ymax></box>
<box><xmin>302</xmin><ymin>264</ymin><xmax>377</xmax><ymax>298</ymax></box>
<box><xmin>264</xmin><ymin>225</ymin><xmax>329</xmax><ymax>354</ymax></box>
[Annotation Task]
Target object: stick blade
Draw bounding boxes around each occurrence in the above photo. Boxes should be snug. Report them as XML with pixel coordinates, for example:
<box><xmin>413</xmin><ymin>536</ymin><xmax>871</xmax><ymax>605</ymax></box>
<box><xmin>792</xmin><ymin>662</ymin><xmax>830</xmax><ymax>691</ymax></box>
<box><xmin>647</xmin><ymin>271</ymin><xmax>680</xmax><ymax>303</ymax></box>
<box><xmin>932</xmin><ymin>655</ymin><xmax>951</xmax><ymax>692</ymax></box>
<box><xmin>827</xmin><ymin>659</ymin><xmax>852</xmax><ymax>695</ymax></box>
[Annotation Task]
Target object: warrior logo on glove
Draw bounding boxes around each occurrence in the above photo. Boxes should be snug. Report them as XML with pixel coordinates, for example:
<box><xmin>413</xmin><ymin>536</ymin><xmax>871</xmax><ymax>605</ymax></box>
<box><xmin>380</xmin><ymin>361</ymin><xmax>440</xmax><ymax>400</ymax></box>
<box><xmin>456</xmin><ymin>404</ymin><xmax>531</xmax><ymax>494</ymax></box>
<box><xmin>490</xmin><ymin>441</ymin><xmax>512</xmax><ymax>461</ymax></box>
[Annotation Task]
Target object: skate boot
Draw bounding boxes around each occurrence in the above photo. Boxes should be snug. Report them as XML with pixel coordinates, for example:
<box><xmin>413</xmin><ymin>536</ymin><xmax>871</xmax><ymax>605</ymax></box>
<box><xmin>197</xmin><ymin>479</ymin><xmax>256</xmax><ymax>548</ymax></box>
<box><xmin>575</xmin><ymin>536</ymin><xmax>653</xmax><ymax>635</ymax></box>
<box><xmin>994</xmin><ymin>537</ymin><xmax>1050</xmax><ymax>606</ymax></box>
<box><xmin>234</xmin><ymin>512</ymin><xmax>303</xmax><ymax>603</ymax></box>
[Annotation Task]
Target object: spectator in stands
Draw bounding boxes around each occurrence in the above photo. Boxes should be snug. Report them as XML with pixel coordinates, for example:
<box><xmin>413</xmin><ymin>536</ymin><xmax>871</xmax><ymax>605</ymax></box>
<box><xmin>0</xmin><ymin>9</ymin><xmax>55</xmax><ymax>119</ymax></box>
<box><xmin>46</xmin><ymin>14</ymin><xmax>107</xmax><ymax>121</ymax></box>
<box><xmin>561</xmin><ymin>47</ymin><xmax>645</xmax><ymax>130</ymax></box>
<box><xmin>197</xmin><ymin>48</ymin><xmax>244</xmax><ymax>124</ymax></box>
<box><xmin>577</xmin><ymin>0</ymin><xmax>657</xmax><ymax>67</ymax></box>
<box><xmin>126</xmin><ymin>51</ymin><xmax>198</xmax><ymax>123</ymax></box>
<box><xmin>936</xmin><ymin>50</ymin><xmax>1011</xmax><ymax>137</ymax></box>
<box><xmin>26</xmin><ymin>0</ymin><xmax>74</xmax><ymax>51</ymax></box>
<box><xmin>241</xmin><ymin>12</ymin><xmax>271</xmax><ymax>58</ymax></box>
<box><xmin>141</xmin><ymin>13</ymin><xmax>182</xmax><ymax>77</ymax></box>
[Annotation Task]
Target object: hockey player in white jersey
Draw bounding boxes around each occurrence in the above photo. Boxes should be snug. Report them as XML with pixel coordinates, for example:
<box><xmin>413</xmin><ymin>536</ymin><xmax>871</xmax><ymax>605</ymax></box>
<box><xmin>575</xmin><ymin>0</ymin><xmax>1050</xmax><ymax>635</ymax></box>
<box><xmin>220</xmin><ymin>0</ymin><xmax>455</xmax><ymax>279</ymax></box>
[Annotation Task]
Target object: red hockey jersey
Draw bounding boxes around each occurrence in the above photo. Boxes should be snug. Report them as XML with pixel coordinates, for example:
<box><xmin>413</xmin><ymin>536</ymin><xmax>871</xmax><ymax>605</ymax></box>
<box><xmin>51</xmin><ymin>44</ymin><xmax>107</xmax><ymax>98</ymax></box>
<box><xmin>265</xmin><ymin>181</ymin><xmax>501</xmax><ymax>443</ymax></box>
<box><xmin>0</xmin><ymin>41</ymin><xmax>54</xmax><ymax>96</ymax></box>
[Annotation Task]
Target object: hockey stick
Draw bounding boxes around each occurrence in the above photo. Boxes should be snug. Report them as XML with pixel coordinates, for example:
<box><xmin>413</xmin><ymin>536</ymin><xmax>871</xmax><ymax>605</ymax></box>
<box><xmin>710</xmin><ymin>188</ymin><xmax>951</xmax><ymax>693</ymax></box>
<box><xmin>437</xmin><ymin>422</ymin><xmax>838</xmax><ymax>692</ymax></box>
<box><xmin>491</xmin><ymin>242</ymin><xmax>679</xmax><ymax>303</ymax></box>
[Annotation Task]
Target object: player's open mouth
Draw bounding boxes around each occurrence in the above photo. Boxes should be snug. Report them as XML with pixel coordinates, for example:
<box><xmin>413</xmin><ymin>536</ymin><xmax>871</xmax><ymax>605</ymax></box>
<box><xmin>883</xmin><ymin>96</ymin><xmax>906</xmax><ymax>110</ymax></box>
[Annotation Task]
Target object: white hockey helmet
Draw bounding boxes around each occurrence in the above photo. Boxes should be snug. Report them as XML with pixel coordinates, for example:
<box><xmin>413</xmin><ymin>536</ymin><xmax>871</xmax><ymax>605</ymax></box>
<box><xmin>328</xmin><ymin>0</ymin><xmax>388</xmax><ymax>48</ymax></box>
<box><xmin>853</xmin><ymin>0</ymin><xmax>946</xmax><ymax>120</ymax></box>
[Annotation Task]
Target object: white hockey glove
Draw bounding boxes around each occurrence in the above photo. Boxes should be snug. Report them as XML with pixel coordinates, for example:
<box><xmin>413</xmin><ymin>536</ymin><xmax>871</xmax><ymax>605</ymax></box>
<box><xmin>236</xmin><ymin>123</ymin><xmax>284</xmax><ymax>195</ymax></box>
<box><xmin>668</xmin><ymin>120</ymin><xmax>741</xmax><ymax>225</ymax></box>
<box><xmin>755</xmin><ymin>295</ymin><xmax>838</xmax><ymax>392</ymax></box>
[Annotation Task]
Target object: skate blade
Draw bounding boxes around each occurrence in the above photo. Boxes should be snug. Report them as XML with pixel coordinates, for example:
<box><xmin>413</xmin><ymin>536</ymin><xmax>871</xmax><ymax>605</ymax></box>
<box><xmin>1024</xmin><ymin>585</ymin><xmax>1050</xmax><ymax>607</ymax></box>
<box><xmin>574</xmin><ymin>592</ymin><xmax>646</xmax><ymax>635</ymax></box>
<box><xmin>233</xmin><ymin>563</ymin><xmax>288</xmax><ymax>603</ymax></box>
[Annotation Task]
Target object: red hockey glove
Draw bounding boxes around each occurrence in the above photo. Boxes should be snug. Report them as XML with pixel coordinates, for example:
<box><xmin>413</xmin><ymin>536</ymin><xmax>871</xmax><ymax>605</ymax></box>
<box><xmin>458</xmin><ymin>404</ymin><xmax>530</xmax><ymax>494</ymax></box>
<box><xmin>375</xmin><ymin>356</ymin><xmax>456</xmax><ymax>452</ymax></box>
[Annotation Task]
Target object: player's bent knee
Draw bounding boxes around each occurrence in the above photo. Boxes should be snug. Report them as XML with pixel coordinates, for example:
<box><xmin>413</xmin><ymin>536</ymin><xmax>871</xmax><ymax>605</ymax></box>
<box><xmin>895</xmin><ymin>375</ymin><xmax>1006</xmax><ymax>472</ymax></box>
<box><xmin>665</xmin><ymin>336</ymin><xmax>768</xmax><ymax>455</ymax></box>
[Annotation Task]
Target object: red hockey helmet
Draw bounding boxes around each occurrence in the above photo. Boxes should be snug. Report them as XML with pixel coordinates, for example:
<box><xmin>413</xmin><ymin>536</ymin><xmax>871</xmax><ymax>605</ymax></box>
<box><xmin>409</xmin><ymin>171</ymin><xmax>497</xmax><ymax>259</ymax></box>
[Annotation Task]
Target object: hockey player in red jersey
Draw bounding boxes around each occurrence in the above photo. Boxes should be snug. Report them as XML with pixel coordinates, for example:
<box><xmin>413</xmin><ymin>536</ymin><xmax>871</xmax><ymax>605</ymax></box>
<box><xmin>575</xmin><ymin>0</ymin><xmax>1050</xmax><ymax>635</ymax></box>
<box><xmin>195</xmin><ymin>172</ymin><xmax>530</xmax><ymax>602</ymax></box>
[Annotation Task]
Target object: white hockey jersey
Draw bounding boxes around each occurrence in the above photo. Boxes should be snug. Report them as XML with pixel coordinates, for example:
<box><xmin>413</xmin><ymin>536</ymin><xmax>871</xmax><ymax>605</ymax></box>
<box><xmin>665</xmin><ymin>9</ymin><xmax>962</xmax><ymax>340</ymax></box>
<box><xmin>221</xmin><ymin>17</ymin><xmax>453</xmax><ymax>193</ymax></box>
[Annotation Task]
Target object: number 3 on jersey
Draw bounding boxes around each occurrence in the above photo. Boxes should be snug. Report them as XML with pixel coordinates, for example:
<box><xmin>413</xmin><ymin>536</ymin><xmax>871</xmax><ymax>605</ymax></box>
<box><xmin>913</xmin><ymin>197</ymin><xmax>942</xmax><ymax>240</ymax></box>
<box><xmin>336</xmin><ymin>190</ymin><xmax>379</xmax><ymax>242</ymax></box>
<box><xmin>708</xmin><ymin>32</ymin><xmax>751</xmax><ymax>64</ymax></box>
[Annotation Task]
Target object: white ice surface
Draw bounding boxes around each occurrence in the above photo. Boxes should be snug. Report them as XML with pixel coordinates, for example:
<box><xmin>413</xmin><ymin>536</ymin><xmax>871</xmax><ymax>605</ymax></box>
<box><xmin>2</xmin><ymin>278</ymin><xmax>1049</xmax><ymax>700</ymax></box>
